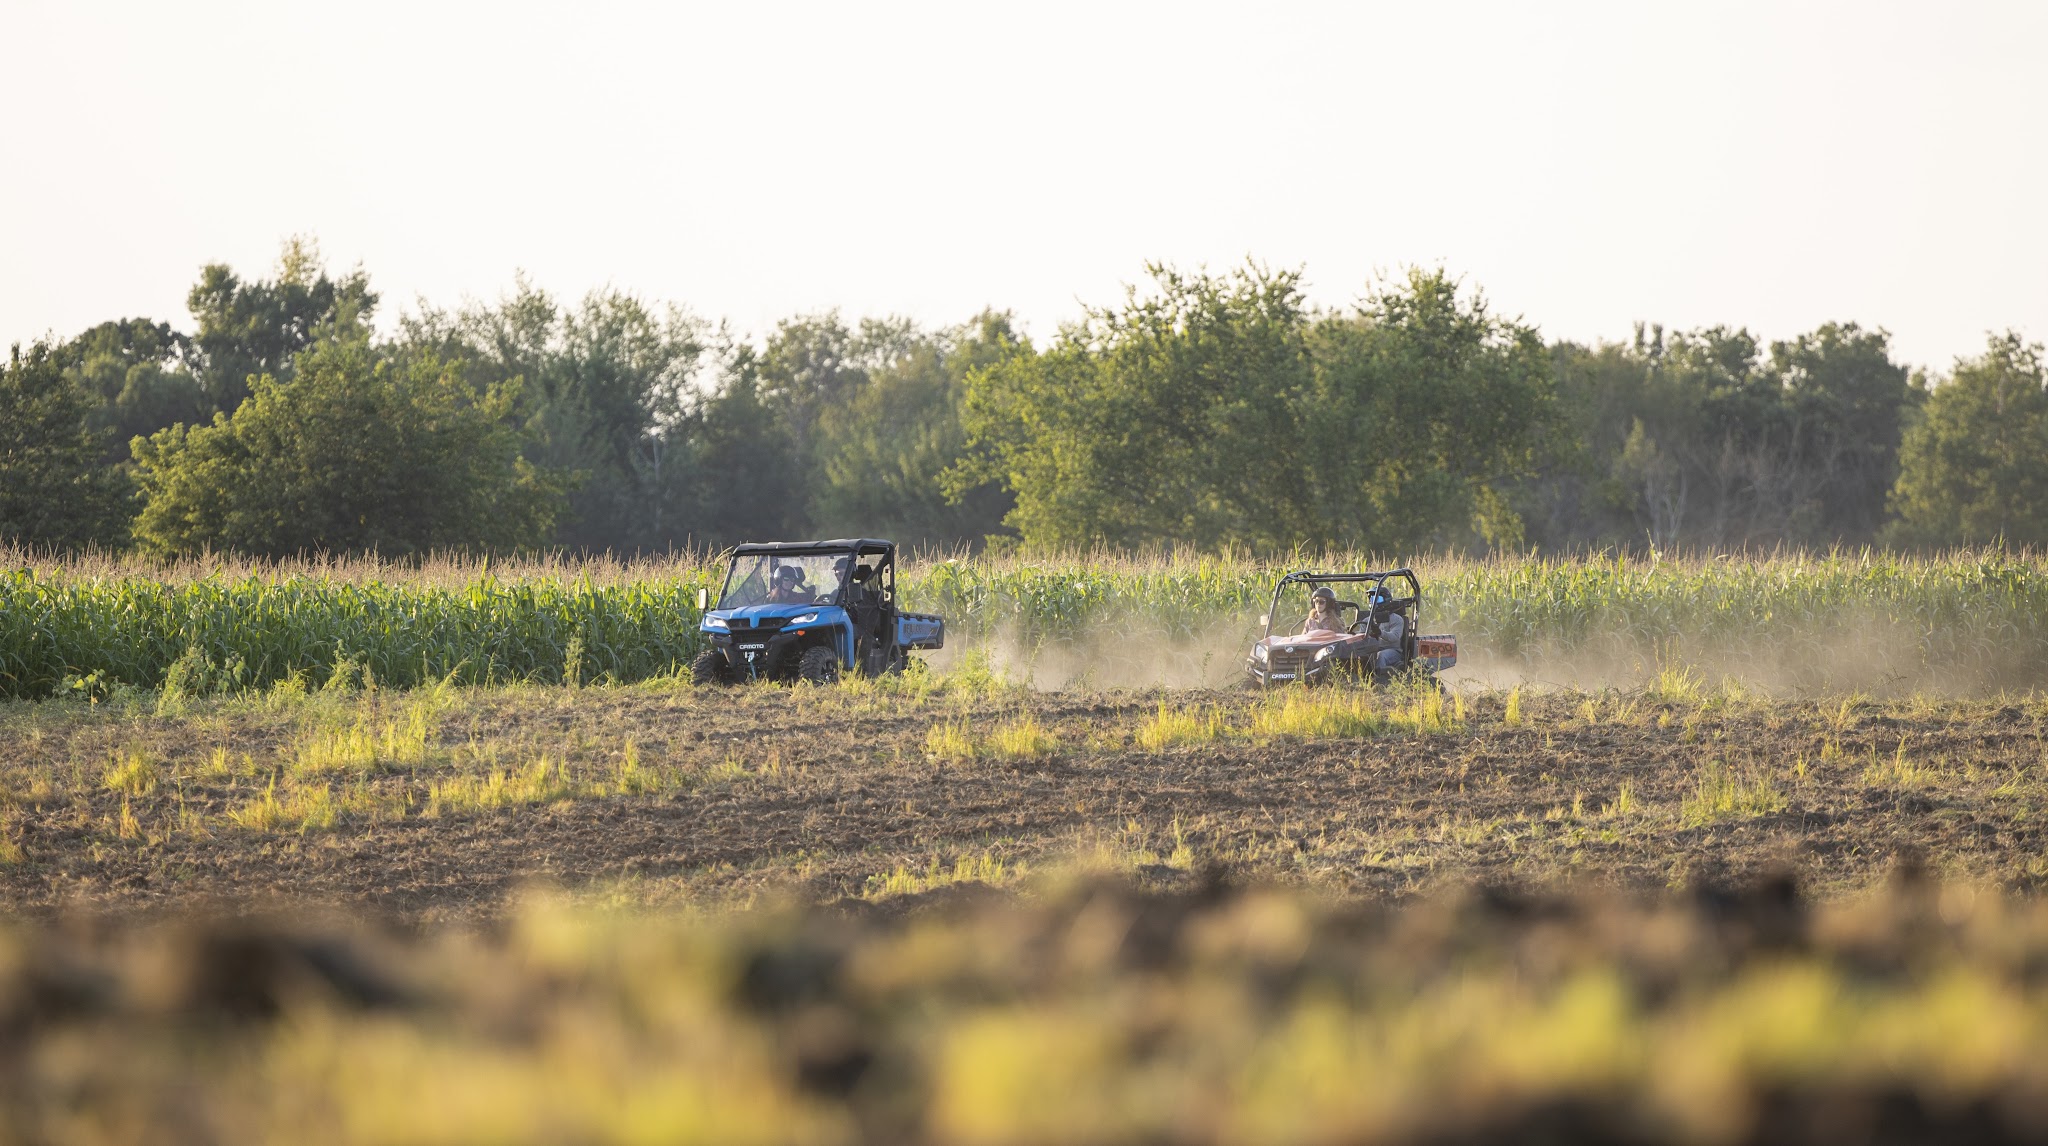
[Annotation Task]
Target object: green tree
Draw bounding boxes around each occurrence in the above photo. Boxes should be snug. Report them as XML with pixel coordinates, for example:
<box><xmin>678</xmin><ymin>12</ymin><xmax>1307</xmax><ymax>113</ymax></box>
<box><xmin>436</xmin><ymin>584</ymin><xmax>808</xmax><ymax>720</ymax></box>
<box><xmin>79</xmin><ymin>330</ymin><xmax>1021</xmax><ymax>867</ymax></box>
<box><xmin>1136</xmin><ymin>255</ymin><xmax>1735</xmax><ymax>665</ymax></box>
<box><xmin>757</xmin><ymin>312</ymin><xmax>877</xmax><ymax>462</ymax></box>
<box><xmin>1887</xmin><ymin>333</ymin><xmax>2048</xmax><ymax>548</ymax></box>
<box><xmin>1305</xmin><ymin>269</ymin><xmax>1557</xmax><ymax>550</ymax></box>
<box><xmin>186</xmin><ymin>236</ymin><xmax>378</xmax><ymax>412</ymax></box>
<box><xmin>952</xmin><ymin>264</ymin><xmax>1555</xmax><ymax>552</ymax></box>
<box><xmin>1769</xmin><ymin>322</ymin><xmax>1913</xmax><ymax>542</ymax></box>
<box><xmin>0</xmin><ymin>343</ymin><xmax>132</xmax><ymax>549</ymax></box>
<box><xmin>131</xmin><ymin>336</ymin><xmax>565</xmax><ymax>557</ymax></box>
<box><xmin>666</xmin><ymin>353</ymin><xmax>810</xmax><ymax>544</ymax></box>
<box><xmin>811</xmin><ymin>312</ymin><xmax>1021</xmax><ymax>547</ymax></box>
<box><xmin>1645</xmin><ymin>326</ymin><xmax>1789</xmax><ymax>545</ymax></box>
<box><xmin>953</xmin><ymin>264</ymin><xmax>1317</xmax><ymax>549</ymax></box>
<box><xmin>1513</xmin><ymin>338</ymin><xmax>1657</xmax><ymax>549</ymax></box>
<box><xmin>1528</xmin><ymin>320</ymin><xmax>1911</xmax><ymax>551</ymax></box>
<box><xmin>53</xmin><ymin>318</ymin><xmax>206</xmax><ymax>461</ymax></box>
<box><xmin>399</xmin><ymin>279</ymin><xmax>708</xmax><ymax>551</ymax></box>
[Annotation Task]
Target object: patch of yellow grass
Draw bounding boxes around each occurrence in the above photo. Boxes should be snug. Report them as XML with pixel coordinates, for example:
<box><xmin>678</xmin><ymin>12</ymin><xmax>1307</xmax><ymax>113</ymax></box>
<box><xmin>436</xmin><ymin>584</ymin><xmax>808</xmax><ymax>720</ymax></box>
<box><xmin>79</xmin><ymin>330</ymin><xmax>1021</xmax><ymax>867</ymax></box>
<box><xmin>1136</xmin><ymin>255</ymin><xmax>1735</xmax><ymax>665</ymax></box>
<box><xmin>925</xmin><ymin>714</ymin><xmax>1060</xmax><ymax>762</ymax></box>
<box><xmin>116</xmin><ymin>799</ymin><xmax>142</xmax><ymax>840</ymax></box>
<box><xmin>1601</xmin><ymin>782</ymin><xmax>1637</xmax><ymax>818</ymax></box>
<box><xmin>101</xmin><ymin>747</ymin><xmax>158</xmax><ymax>797</ymax></box>
<box><xmin>704</xmin><ymin>752</ymin><xmax>752</xmax><ymax>785</ymax></box>
<box><xmin>227</xmin><ymin>776</ymin><xmax>405</xmax><ymax>833</ymax></box>
<box><xmin>1862</xmin><ymin>737</ymin><xmax>1930</xmax><ymax>788</ymax></box>
<box><xmin>925</xmin><ymin>722</ymin><xmax>976</xmax><ymax>762</ymax></box>
<box><xmin>612</xmin><ymin>739</ymin><xmax>681</xmax><ymax>796</ymax></box>
<box><xmin>1390</xmin><ymin>687</ymin><xmax>1458</xmax><ymax>735</ymax></box>
<box><xmin>865</xmin><ymin>851</ymin><xmax>1019</xmax><ymax>899</ymax></box>
<box><xmin>228</xmin><ymin>778</ymin><xmax>287</xmax><ymax>832</ymax></box>
<box><xmin>1246</xmin><ymin>687</ymin><xmax>1458</xmax><ymax>742</ymax></box>
<box><xmin>294</xmin><ymin>704</ymin><xmax>434</xmax><ymax>776</ymax></box>
<box><xmin>1680</xmin><ymin>762</ymin><xmax>1786</xmax><ymax>826</ymax></box>
<box><xmin>427</xmin><ymin>755</ymin><xmax>577</xmax><ymax>818</ymax></box>
<box><xmin>1247</xmin><ymin>691</ymin><xmax>1391</xmax><ymax>740</ymax></box>
<box><xmin>985</xmin><ymin>715</ymin><xmax>1059</xmax><ymax>760</ymax></box>
<box><xmin>1647</xmin><ymin>665</ymin><xmax>1704</xmax><ymax>705</ymax></box>
<box><xmin>1136</xmin><ymin>703</ymin><xmax>1226</xmax><ymax>751</ymax></box>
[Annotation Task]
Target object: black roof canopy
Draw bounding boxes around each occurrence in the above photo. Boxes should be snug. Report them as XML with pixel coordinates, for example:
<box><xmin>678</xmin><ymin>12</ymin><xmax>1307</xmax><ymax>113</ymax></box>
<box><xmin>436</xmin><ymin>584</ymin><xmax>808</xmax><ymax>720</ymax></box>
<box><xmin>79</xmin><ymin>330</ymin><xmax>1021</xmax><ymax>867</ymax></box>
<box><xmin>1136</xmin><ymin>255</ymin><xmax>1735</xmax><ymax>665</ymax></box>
<box><xmin>728</xmin><ymin>538</ymin><xmax>895</xmax><ymax>557</ymax></box>
<box><xmin>1278</xmin><ymin>568</ymin><xmax>1417</xmax><ymax>585</ymax></box>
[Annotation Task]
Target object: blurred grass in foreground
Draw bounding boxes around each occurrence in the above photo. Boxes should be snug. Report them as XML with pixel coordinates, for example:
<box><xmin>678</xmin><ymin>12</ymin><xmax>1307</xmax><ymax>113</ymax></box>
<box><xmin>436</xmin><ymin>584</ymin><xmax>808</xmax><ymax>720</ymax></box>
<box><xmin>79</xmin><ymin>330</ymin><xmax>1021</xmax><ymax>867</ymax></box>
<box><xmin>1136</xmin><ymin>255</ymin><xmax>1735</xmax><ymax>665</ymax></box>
<box><xmin>7</xmin><ymin>869</ymin><xmax>2048</xmax><ymax>1145</ymax></box>
<box><xmin>9</xmin><ymin>544</ymin><xmax>2048</xmax><ymax>696</ymax></box>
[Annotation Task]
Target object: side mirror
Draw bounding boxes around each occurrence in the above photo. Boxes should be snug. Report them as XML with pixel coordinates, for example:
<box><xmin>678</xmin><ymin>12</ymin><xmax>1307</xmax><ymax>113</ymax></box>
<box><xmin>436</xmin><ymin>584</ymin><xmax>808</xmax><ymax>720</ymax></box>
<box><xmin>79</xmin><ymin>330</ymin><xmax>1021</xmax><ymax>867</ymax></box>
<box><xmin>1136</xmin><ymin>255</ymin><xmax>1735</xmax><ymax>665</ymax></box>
<box><xmin>696</xmin><ymin>587</ymin><xmax>708</xmax><ymax>611</ymax></box>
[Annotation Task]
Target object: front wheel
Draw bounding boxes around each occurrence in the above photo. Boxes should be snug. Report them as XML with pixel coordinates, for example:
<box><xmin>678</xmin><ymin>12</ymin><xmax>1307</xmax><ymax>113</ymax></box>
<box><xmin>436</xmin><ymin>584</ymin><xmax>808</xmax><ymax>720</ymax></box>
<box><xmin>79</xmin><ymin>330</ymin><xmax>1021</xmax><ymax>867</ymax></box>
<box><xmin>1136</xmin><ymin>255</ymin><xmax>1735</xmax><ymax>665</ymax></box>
<box><xmin>690</xmin><ymin>648</ymin><xmax>729</xmax><ymax>687</ymax></box>
<box><xmin>798</xmin><ymin>646</ymin><xmax>840</xmax><ymax>685</ymax></box>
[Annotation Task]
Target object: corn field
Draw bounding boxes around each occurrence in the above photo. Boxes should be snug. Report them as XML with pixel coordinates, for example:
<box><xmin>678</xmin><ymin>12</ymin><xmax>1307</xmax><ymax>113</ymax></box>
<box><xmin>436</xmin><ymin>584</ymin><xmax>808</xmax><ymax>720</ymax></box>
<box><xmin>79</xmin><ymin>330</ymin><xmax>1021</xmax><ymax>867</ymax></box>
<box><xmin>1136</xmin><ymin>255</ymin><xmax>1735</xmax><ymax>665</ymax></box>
<box><xmin>6</xmin><ymin>546</ymin><xmax>2048</xmax><ymax>697</ymax></box>
<box><xmin>0</xmin><ymin>567</ymin><xmax>721</xmax><ymax>697</ymax></box>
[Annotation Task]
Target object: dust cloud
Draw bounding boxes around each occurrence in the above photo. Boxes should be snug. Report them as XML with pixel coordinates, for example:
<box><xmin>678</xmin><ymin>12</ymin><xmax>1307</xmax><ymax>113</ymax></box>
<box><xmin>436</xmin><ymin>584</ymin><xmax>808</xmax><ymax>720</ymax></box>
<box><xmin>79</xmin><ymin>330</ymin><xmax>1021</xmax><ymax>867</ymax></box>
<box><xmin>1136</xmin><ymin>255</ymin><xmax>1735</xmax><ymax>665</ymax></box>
<box><xmin>922</xmin><ymin>619</ymin><xmax>1266</xmax><ymax>690</ymax></box>
<box><xmin>1441</xmin><ymin>609</ymin><xmax>2046</xmax><ymax>700</ymax></box>
<box><xmin>922</xmin><ymin>608</ymin><xmax>2048</xmax><ymax>698</ymax></box>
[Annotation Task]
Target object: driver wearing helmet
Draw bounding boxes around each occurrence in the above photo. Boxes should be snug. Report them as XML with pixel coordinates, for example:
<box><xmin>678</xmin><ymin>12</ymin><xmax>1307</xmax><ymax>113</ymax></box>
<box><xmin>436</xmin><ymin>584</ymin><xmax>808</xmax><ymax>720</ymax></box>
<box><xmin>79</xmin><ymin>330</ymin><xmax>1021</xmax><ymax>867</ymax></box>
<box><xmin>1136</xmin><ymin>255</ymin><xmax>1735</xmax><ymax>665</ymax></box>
<box><xmin>767</xmin><ymin>565</ymin><xmax>809</xmax><ymax>604</ymax></box>
<box><xmin>1301</xmin><ymin>586</ymin><xmax>1345</xmax><ymax>634</ymax></box>
<box><xmin>1369</xmin><ymin>586</ymin><xmax>1407</xmax><ymax>670</ymax></box>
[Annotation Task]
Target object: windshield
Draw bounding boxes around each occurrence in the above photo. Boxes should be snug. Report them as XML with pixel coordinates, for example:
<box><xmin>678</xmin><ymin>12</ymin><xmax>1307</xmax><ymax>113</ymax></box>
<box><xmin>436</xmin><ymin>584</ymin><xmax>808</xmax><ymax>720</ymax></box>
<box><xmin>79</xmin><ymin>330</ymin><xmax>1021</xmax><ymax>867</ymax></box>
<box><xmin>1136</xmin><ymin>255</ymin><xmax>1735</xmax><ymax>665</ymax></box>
<box><xmin>717</xmin><ymin>553</ymin><xmax>851</xmax><ymax>609</ymax></box>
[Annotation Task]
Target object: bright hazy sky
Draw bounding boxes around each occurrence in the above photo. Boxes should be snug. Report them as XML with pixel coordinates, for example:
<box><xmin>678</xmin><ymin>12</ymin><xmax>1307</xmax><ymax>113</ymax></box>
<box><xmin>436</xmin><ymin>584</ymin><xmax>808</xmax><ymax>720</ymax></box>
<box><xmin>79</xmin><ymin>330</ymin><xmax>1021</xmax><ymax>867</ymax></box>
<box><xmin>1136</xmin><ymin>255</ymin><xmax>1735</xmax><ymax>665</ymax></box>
<box><xmin>4</xmin><ymin>1</ymin><xmax>2043</xmax><ymax>373</ymax></box>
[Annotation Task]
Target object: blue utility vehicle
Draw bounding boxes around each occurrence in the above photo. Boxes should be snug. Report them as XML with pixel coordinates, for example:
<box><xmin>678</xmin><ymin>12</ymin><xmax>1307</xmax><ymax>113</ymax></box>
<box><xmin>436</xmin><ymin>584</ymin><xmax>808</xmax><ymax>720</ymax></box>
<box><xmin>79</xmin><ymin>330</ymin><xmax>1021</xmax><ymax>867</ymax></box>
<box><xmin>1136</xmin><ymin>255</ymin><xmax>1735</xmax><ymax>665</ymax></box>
<box><xmin>692</xmin><ymin>539</ymin><xmax>945</xmax><ymax>684</ymax></box>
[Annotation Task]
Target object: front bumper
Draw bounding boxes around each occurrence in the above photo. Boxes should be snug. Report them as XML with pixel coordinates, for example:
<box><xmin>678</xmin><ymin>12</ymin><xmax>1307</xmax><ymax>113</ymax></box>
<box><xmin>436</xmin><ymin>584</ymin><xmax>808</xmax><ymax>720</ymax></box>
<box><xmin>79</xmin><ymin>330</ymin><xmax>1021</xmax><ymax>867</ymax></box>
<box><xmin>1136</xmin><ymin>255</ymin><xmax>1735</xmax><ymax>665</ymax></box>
<box><xmin>711</xmin><ymin>630</ymin><xmax>797</xmax><ymax>678</ymax></box>
<box><xmin>1245</xmin><ymin>654</ymin><xmax>1333</xmax><ymax>686</ymax></box>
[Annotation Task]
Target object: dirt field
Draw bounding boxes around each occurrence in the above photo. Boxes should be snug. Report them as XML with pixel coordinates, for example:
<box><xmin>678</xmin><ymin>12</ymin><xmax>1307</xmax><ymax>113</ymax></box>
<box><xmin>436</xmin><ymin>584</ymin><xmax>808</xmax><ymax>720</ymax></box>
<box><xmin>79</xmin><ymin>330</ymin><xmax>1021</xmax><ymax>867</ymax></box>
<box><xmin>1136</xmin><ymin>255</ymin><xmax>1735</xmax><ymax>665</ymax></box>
<box><xmin>14</xmin><ymin>674</ymin><xmax>2048</xmax><ymax>1143</ymax></box>
<box><xmin>5</xmin><ymin>674</ymin><xmax>2046</xmax><ymax>920</ymax></box>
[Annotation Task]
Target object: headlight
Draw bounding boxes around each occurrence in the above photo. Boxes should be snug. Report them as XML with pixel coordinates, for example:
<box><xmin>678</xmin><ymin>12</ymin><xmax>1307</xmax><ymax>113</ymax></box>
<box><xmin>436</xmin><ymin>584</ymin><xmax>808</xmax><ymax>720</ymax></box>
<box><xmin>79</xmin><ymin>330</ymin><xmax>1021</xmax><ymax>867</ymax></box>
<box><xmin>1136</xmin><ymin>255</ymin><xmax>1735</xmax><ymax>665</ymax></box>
<box><xmin>789</xmin><ymin>613</ymin><xmax>819</xmax><ymax>626</ymax></box>
<box><xmin>1314</xmin><ymin>646</ymin><xmax>1333</xmax><ymax>661</ymax></box>
<box><xmin>1254</xmin><ymin>644</ymin><xmax>1270</xmax><ymax>662</ymax></box>
<box><xmin>703</xmin><ymin>615</ymin><xmax>729</xmax><ymax>630</ymax></box>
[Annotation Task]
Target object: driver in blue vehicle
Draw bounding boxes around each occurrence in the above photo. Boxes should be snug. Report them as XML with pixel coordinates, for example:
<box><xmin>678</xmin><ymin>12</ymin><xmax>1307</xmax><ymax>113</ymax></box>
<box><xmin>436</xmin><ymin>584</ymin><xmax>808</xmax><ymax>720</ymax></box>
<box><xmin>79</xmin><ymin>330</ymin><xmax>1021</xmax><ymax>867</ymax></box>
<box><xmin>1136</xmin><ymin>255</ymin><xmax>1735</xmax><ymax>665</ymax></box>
<box><xmin>843</xmin><ymin>559</ymin><xmax>883</xmax><ymax>668</ymax></box>
<box><xmin>767</xmin><ymin>565</ymin><xmax>809</xmax><ymax>604</ymax></box>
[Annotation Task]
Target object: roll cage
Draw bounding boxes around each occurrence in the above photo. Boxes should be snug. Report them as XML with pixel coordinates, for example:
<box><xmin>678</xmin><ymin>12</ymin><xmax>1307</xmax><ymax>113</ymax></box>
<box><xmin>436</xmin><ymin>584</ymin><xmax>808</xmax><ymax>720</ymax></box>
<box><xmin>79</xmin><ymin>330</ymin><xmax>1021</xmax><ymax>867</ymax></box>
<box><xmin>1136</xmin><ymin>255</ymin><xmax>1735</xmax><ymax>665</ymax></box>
<box><xmin>1259</xmin><ymin>568</ymin><xmax>1423</xmax><ymax>644</ymax></box>
<box><xmin>718</xmin><ymin>538</ymin><xmax>899</xmax><ymax>612</ymax></box>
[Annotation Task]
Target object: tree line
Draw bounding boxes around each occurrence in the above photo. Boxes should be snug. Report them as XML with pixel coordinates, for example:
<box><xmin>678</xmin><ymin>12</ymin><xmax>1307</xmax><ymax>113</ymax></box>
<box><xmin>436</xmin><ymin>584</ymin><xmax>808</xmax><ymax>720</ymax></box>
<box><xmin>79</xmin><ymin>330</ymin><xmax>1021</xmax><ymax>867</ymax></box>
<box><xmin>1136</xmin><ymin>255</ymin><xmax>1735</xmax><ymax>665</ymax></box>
<box><xmin>4</xmin><ymin>239</ymin><xmax>2042</xmax><ymax>557</ymax></box>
